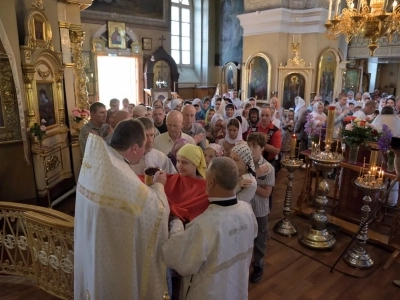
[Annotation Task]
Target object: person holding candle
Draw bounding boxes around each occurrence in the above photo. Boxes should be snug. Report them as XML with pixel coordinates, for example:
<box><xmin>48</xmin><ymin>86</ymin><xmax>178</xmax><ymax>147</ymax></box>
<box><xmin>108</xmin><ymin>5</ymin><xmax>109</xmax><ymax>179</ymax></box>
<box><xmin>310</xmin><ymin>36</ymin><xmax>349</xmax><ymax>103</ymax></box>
<box><xmin>353</xmin><ymin>100</ymin><xmax>377</xmax><ymax>121</ymax></box>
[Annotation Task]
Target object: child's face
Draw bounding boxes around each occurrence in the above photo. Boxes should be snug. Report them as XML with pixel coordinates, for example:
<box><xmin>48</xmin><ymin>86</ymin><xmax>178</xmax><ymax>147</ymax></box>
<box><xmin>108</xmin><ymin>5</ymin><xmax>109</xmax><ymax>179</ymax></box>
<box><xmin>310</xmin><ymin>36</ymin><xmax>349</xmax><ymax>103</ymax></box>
<box><xmin>203</xmin><ymin>148</ymin><xmax>216</xmax><ymax>167</ymax></box>
<box><xmin>249</xmin><ymin>112</ymin><xmax>258</xmax><ymax>123</ymax></box>
<box><xmin>288</xmin><ymin>112</ymin><xmax>294</xmax><ymax>120</ymax></box>
<box><xmin>248</xmin><ymin>142</ymin><xmax>262</xmax><ymax>159</ymax></box>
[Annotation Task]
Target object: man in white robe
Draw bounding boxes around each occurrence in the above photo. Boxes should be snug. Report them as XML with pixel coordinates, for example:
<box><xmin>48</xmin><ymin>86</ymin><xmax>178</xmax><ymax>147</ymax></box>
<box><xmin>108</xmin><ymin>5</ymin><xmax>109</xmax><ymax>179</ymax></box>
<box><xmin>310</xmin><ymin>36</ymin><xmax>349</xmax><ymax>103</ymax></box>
<box><xmin>74</xmin><ymin>119</ymin><xmax>170</xmax><ymax>300</ymax></box>
<box><xmin>162</xmin><ymin>157</ymin><xmax>257</xmax><ymax>300</ymax></box>
<box><xmin>132</xmin><ymin>117</ymin><xmax>177</xmax><ymax>175</ymax></box>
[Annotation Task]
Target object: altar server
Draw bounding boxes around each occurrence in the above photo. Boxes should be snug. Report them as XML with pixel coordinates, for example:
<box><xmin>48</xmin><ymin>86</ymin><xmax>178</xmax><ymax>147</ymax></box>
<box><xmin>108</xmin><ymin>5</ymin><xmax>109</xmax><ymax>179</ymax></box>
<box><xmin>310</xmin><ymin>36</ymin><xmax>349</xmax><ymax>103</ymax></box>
<box><xmin>162</xmin><ymin>157</ymin><xmax>257</xmax><ymax>300</ymax></box>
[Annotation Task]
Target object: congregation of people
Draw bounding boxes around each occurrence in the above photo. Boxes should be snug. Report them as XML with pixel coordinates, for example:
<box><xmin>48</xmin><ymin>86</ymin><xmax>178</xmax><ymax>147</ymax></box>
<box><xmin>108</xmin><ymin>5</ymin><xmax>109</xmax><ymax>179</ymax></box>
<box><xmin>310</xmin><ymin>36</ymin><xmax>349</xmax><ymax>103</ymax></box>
<box><xmin>75</xmin><ymin>88</ymin><xmax>400</xmax><ymax>299</ymax></box>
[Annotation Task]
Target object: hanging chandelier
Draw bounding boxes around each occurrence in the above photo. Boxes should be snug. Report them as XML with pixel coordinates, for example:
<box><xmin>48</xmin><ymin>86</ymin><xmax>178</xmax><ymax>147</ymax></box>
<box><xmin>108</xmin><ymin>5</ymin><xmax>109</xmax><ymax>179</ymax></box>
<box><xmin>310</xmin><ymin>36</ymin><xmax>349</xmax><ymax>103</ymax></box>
<box><xmin>325</xmin><ymin>0</ymin><xmax>400</xmax><ymax>56</ymax></box>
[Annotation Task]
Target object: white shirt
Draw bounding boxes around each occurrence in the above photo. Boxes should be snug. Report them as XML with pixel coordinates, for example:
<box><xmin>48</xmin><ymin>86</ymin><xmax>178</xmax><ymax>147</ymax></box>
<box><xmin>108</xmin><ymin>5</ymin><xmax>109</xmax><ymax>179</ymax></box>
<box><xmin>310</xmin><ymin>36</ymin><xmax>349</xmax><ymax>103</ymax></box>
<box><xmin>130</xmin><ymin>148</ymin><xmax>177</xmax><ymax>175</ymax></box>
<box><xmin>162</xmin><ymin>199</ymin><xmax>257</xmax><ymax>300</ymax></box>
<box><xmin>153</xmin><ymin>132</ymin><xmax>195</xmax><ymax>154</ymax></box>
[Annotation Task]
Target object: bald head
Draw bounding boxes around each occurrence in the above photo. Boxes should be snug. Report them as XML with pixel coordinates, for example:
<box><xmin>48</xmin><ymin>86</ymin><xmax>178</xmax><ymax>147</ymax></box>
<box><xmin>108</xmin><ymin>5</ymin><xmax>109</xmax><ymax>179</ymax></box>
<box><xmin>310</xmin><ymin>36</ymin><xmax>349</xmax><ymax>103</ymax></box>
<box><xmin>166</xmin><ymin>110</ymin><xmax>183</xmax><ymax>139</ymax></box>
<box><xmin>113</xmin><ymin>110</ymin><xmax>132</xmax><ymax>126</ymax></box>
<box><xmin>182</xmin><ymin>105</ymin><xmax>196</xmax><ymax>128</ymax></box>
<box><xmin>132</xmin><ymin>105</ymin><xmax>147</xmax><ymax>118</ymax></box>
<box><xmin>207</xmin><ymin>157</ymin><xmax>239</xmax><ymax>191</ymax></box>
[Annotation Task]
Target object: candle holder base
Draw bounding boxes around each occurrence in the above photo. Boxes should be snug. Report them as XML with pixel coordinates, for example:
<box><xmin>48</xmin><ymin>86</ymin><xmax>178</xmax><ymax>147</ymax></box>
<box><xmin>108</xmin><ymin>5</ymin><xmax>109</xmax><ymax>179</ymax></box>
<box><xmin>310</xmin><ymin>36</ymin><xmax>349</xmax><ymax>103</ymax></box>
<box><xmin>274</xmin><ymin>219</ymin><xmax>298</xmax><ymax>237</ymax></box>
<box><xmin>299</xmin><ymin>228</ymin><xmax>336</xmax><ymax>249</ymax></box>
<box><xmin>343</xmin><ymin>245</ymin><xmax>374</xmax><ymax>269</ymax></box>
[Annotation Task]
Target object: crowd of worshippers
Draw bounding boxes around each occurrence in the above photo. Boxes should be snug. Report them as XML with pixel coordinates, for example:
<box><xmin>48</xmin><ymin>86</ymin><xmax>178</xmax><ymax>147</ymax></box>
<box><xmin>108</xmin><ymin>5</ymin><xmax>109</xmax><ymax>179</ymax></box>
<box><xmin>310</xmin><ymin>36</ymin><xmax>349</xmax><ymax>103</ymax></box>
<box><xmin>75</xmin><ymin>88</ymin><xmax>400</xmax><ymax>299</ymax></box>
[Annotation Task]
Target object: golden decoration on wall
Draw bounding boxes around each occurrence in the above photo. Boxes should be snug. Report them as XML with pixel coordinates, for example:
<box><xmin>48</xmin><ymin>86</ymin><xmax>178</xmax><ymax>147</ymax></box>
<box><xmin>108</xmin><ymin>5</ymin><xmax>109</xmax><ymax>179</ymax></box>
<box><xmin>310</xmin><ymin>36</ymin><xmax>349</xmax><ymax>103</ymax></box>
<box><xmin>69</xmin><ymin>25</ymin><xmax>89</xmax><ymax>110</ymax></box>
<box><xmin>45</xmin><ymin>155</ymin><xmax>60</xmax><ymax>172</ymax></box>
<box><xmin>0</xmin><ymin>41</ymin><xmax>22</xmax><ymax>143</ymax></box>
<box><xmin>25</xmin><ymin>2</ymin><xmax>53</xmax><ymax>51</ymax></box>
<box><xmin>278</xmin><ymin>37</ymin><xmax>313</xmax><ymax>109</ymax></box>
<box><xmin>38</xmin><ymin>68</ymin><xmax>50</xmax><ymax>80</ymax></box>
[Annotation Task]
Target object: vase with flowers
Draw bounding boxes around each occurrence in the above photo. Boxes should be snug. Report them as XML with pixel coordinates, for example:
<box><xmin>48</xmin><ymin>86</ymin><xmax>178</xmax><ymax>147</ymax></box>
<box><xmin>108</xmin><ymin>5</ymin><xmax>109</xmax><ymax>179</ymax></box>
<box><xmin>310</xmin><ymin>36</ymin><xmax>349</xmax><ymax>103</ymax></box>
<box><xmin>71</xmin><ymin>107</ymin><xmax>89</xmax><ymax>132</ymax></box>
<box><xmin>28</xmin><ymin>119</ymin><xmax>46</xmax><ymax>148</ymax></box>
<box><xmin>341</xmin><ymin>117</ymin><xmax>377</xmax><ymax>164</ymax></box>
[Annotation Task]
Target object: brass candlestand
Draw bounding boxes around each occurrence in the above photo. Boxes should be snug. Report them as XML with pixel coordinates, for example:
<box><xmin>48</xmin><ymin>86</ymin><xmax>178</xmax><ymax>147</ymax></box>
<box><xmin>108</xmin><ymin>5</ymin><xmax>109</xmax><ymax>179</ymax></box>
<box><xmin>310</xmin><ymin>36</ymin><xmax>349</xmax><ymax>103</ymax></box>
<box><xmin>273</xmin><ymin>157</ymin><xmax>303</xmax><ymax>237</ymax></box>
<box><xmin>299</xmin><ymin>125</ymin><xmax>343</xmax><ymax>248</ymax></box>
<box><xmin>343</xmin><ymin>177</ymin><xmax>385</xmax><ymax>269</ymax></box>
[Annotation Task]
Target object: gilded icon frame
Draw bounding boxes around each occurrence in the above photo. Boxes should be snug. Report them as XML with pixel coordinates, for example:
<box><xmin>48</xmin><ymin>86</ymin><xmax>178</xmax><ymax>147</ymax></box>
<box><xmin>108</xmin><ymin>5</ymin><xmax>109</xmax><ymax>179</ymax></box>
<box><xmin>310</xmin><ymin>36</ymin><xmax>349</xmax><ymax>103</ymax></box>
<box><xmin>107</xmin><ymin>21</ymin><xmax>126</xmax><ymax>49</ymax></box>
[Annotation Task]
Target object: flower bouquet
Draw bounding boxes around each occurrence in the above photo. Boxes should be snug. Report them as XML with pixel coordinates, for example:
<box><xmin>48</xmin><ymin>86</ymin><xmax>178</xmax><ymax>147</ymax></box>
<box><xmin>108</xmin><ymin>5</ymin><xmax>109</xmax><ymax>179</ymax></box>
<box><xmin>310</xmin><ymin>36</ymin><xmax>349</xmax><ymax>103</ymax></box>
<box><xmin>72</xmin><ymin>107</ymin><xmax>89</xmax><ymax>123</ymax></box>
<box><xmin>28</xmin><ymin>119</ymin><xmax>46</xmax><ymax>146</ymax></box>
<box><xmin>71</xmin><ymin>107</ymin><xmax>89</xmax><ymax>132</ymax></box>
<box><xmin>377</xmin><ymin>124</ymin><xmax>395</xmax><ymax>172</ymax></box>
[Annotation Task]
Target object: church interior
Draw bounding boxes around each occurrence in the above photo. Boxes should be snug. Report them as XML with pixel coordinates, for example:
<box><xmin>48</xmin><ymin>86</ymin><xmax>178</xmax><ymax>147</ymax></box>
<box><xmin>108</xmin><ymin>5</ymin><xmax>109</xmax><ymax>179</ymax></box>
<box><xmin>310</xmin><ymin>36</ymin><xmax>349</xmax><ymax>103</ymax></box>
<box><xmin>2</xmin><ymin>0</ymin><xmax>400</xmax><ymax>298</ymax></box>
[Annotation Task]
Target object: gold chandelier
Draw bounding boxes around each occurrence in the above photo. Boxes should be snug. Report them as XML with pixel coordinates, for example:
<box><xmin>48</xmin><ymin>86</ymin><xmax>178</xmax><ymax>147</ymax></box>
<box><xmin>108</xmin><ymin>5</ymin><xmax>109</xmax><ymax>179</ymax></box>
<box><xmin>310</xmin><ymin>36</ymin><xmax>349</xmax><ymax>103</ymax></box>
<box><xmin>325</xmin><ymin>0</ymin><xmax>400</xmax><ymax>56</ymax></box>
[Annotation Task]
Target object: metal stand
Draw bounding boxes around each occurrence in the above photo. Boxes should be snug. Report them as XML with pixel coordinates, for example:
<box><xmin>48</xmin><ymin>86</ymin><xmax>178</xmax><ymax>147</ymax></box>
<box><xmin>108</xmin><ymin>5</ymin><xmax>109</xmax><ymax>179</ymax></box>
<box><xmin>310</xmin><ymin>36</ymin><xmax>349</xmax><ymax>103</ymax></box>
<box><xmin>342</xmin><ymin>179</ymin><xmax>385</xmax><ymax>269</ymax></box>
<box><xmin>299</xmin><ymin>146</ymin><xmax>343</xmax><ymax>249</ymax></box>
<box><xmin>273</xmin><ymin>157</ymin><xmax>303</xmax><ymax>237</ymax></box>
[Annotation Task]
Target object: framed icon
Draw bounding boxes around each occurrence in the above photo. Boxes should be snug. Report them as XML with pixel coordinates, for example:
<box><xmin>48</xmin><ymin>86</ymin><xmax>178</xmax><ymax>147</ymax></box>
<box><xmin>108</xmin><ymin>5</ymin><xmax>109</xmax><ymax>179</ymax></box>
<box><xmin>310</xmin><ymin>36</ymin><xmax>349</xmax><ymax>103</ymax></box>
<box><xmin>107</xmin><ymin>21</ymin><xmax>126</xmax><ymax>49</ymax></box>
<box><xmin>142</xmin><ymin>38</ymin><xmax>152</xmax><ymax>50</ymax></box>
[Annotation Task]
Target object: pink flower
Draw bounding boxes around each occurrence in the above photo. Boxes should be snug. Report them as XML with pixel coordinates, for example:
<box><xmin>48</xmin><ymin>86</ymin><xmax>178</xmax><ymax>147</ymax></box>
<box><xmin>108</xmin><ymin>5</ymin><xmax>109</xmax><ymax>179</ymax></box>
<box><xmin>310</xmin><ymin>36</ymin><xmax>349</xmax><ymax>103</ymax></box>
<box><xmin>72</xmin><ymin>107</ymin><xmax>79</xmax><ymax>112</ymax></box>
<box><xmin>73</xmin><ymin>111</ymin><xmax>81</xmax><ymax>117</ymax></box>
<box><xmin>40</xmin><ymin>125</ymin><xmax>46</xmax><ymax>132</ymax></box>
<box><xmin>345</xmin><ymin>123</ymin><xmax>353</xmax><ymax>131</ymax></box>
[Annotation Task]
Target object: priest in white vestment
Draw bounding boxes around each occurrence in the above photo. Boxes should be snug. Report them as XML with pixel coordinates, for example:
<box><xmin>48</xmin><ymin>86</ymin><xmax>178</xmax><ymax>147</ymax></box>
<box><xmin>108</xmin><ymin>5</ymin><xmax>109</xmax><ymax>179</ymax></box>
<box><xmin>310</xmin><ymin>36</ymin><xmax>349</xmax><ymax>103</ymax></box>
<box><xmin>74</xmin><ymin>119</ymin><xmax>170</xmax><ymax>300</ymax></box>
<box><xmin>131</xmin><ymin>117</ymin><xmax>177</xmax><ymax>175</ymax></box>
<box><xmin>162</xmin><ymin>157</ymin><xmax>257</xmax><ymax>300</ymax></box>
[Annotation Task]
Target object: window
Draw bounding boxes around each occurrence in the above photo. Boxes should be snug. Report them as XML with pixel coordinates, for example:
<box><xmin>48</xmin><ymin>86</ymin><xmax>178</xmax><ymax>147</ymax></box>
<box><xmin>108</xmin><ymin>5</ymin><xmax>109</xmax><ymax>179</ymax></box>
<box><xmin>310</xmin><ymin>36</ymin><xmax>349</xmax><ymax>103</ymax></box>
<box><xmin>171</xmin><ymin>0</ymin><xmax>191</xmax><ymax>65</ymax></box>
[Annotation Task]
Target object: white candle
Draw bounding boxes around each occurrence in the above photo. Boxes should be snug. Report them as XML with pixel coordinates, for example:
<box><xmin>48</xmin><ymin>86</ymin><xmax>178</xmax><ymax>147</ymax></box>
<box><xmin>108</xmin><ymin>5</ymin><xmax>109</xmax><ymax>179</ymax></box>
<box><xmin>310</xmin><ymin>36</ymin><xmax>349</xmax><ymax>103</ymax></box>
<box><xmin>335</xmin><ymin>0</ymin><xmax>340</xmax><ymax>15</ymax></box>
<box><xmin>328</xmin><ymin>0</ymin><xmax>332</xmax><ymax>21</ymax></box>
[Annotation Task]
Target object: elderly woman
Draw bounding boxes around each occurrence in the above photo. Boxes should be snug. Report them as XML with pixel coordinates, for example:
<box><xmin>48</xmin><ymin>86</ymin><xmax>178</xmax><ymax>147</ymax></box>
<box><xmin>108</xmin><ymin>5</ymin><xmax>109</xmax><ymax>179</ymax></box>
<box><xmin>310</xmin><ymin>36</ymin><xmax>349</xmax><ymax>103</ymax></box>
<box><xmin>176</xmin><ymin>144</ymin><xmax>207</xmax><ymax>179</ymax></box>
<box><xmin>170</xmin><ymin>99</ymin><xmax>183</xmax><ymax>111</ymax></box>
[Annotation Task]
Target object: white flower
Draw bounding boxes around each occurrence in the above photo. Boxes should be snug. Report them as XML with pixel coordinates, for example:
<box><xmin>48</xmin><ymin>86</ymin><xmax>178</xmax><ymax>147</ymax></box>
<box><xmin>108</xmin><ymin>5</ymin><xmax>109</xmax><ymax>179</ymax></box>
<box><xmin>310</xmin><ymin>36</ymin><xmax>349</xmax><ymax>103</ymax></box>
<box><xmin>40</xmin><ymin>125</ymin><xmax>46</xmax><ymax>132</ymax></box>
<box><xmin>41</xmin><ymin>119</ymin><xmax>47</xmax><ymax>124</ymax></box>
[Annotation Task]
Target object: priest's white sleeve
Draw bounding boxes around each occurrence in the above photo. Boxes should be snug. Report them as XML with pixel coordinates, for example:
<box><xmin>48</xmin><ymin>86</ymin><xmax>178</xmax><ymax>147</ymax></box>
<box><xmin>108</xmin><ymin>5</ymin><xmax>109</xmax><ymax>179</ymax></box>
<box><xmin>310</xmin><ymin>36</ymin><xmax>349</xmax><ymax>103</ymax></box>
<box><xmin>162</xmin><ymin>222</ymin><xmax>208</xmax><ymax>276</ymax></box>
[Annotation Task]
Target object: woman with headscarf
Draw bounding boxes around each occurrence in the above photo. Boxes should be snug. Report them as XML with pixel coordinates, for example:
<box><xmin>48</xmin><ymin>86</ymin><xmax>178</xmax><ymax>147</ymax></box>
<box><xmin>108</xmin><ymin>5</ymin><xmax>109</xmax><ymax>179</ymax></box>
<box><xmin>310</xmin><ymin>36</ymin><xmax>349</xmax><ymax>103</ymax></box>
<box><xmin>176</xmin><ymin>144</ymin><xmax>207</xmax><ymax>179</ymax></box>
<box><xmin>167</xmin><ymin>138</ymin><xmax>189</xmax><ymax>168</ymax></box>
<box><xmin>247</xmin><ymin>97</ymin><xmax>257</xmax><ymax>108</ymax></box>
<box><xmin>218</xmin><ymin>118</ymin><xmax>244</xmax><ymax>157</ymax></box>
<box><xmin>310</xmin><ymin>101</ymin><xmax>327</xmax><ymax>126</ymax></box>
<box><xmin>230</xmin><ymin>143</ymin><xmax>257</xmax><ymax>203</ymax></box>
<box><xmin>195</xmin><ymin>97</ymin><xmax>211</xmax><ymax>121</ymax></box>
<box><xmin>169</xmin><ymin>99</ymin><xmax>183</xmax><ymax>111</ymax></box>
<box><xmin>208</xmin><ymin>114</ymin><xmax>225</xmax><ymax>143</ymax></box>
<box><xmin>269</xmin><ymin>97</ymin><xmax>284</xmax><ymax>121</ymax></box>
<box><xmin>203</xmin><ymin>143</ymin><xmax>223</xmax><ymax>167</ymax></box>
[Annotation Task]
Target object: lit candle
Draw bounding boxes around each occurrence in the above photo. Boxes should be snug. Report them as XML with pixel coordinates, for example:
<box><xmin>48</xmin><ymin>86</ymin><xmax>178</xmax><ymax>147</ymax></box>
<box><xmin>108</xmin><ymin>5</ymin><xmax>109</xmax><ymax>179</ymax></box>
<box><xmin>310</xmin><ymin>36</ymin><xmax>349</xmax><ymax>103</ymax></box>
<box><xmin>368</xmin><ymin>171</ymin><xmax>371</xmax><ymax>182</ymax></box>
<box><xmin>382</xmin><ymin>171</ymin><xmax>385</xmax><ymax>179</ymax></box>
<box><xmin>328</xmin><ymin>0</ymin><xmax>332</xmax><ymax>21</ymax></box>
<box><xmin>325</xmin><ymin>105</ymin><xmax>335</xmax><ymax>147</ymax></box>
<box><xmin>290</xmin><ymin>134</ymin><xmax>297</xmax><ymax>158</ymax></box>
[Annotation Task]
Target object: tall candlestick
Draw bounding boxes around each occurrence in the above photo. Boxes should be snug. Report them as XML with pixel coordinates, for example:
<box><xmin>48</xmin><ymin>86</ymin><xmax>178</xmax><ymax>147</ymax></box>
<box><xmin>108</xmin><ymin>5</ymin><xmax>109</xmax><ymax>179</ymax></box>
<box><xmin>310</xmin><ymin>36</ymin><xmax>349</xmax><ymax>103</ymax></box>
<box><xmin>328</xmin><ymin>0</ymin><xmax>332</xmax><ymax>21</ymax></box>
<box><xmin>325</xmin><ymin>106</ymin><xmax>335</xmax><ymax>147</ymax></box>
<box><xmin>290</xmin><ymin>134</ymin><xmax>297</xmax><ymax>158</ymax></box>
